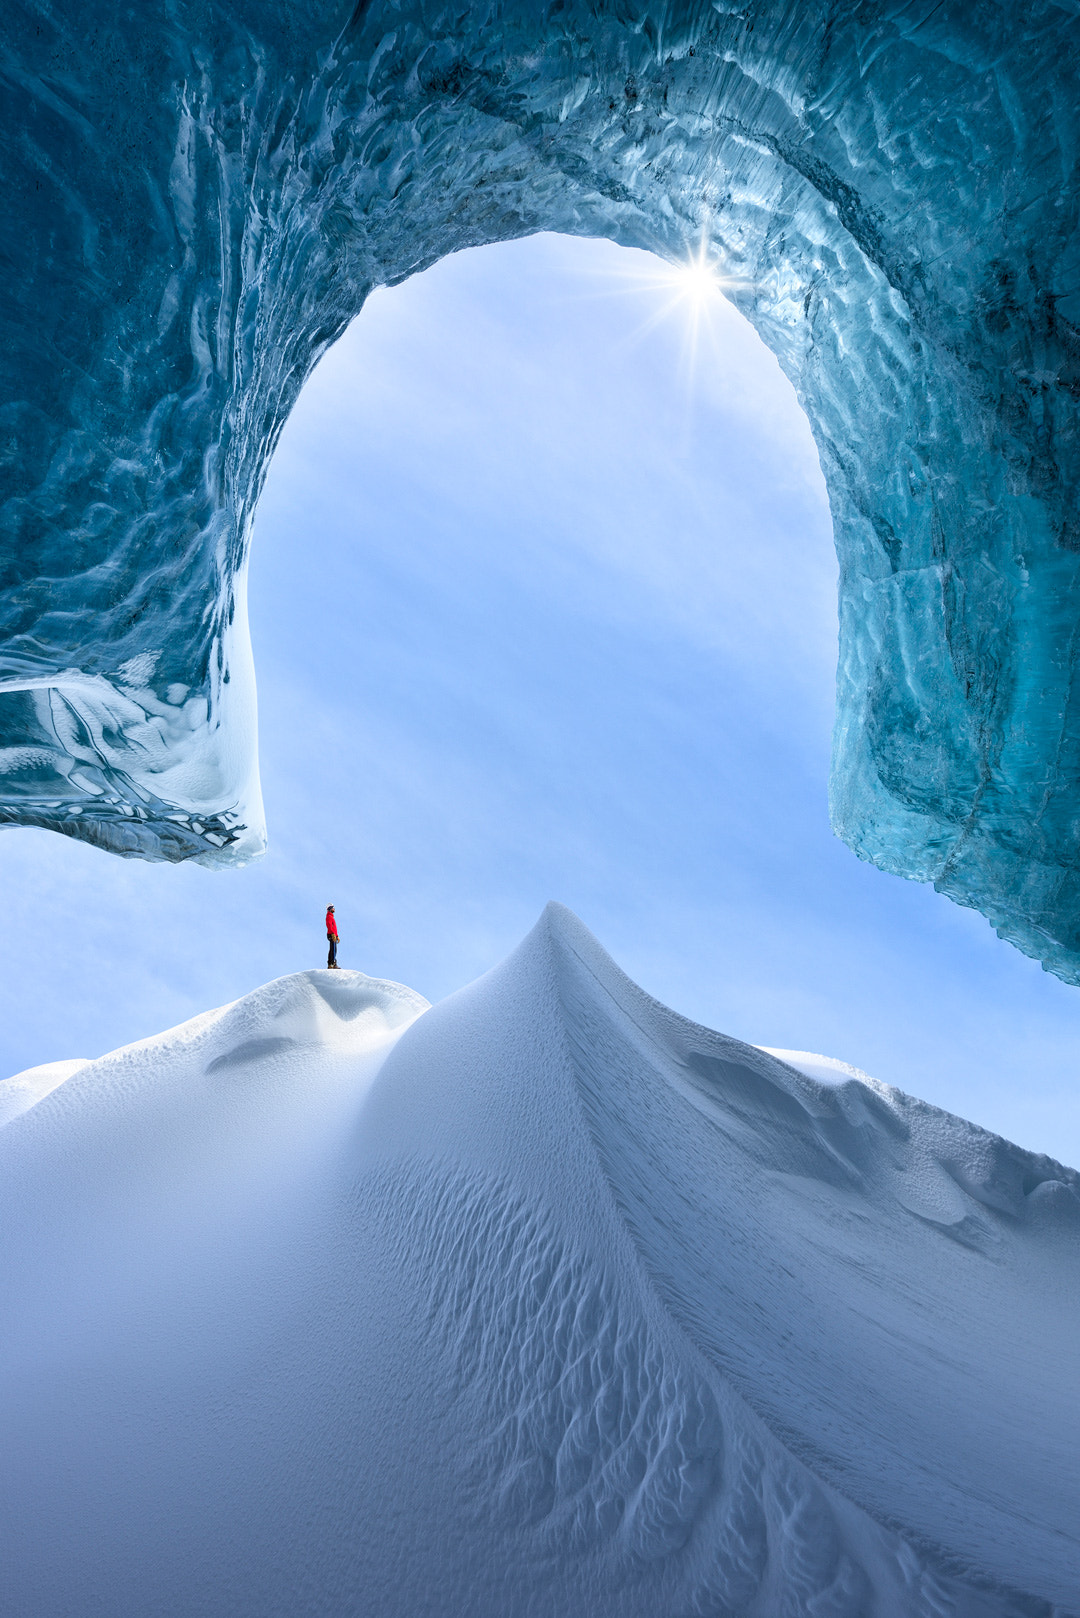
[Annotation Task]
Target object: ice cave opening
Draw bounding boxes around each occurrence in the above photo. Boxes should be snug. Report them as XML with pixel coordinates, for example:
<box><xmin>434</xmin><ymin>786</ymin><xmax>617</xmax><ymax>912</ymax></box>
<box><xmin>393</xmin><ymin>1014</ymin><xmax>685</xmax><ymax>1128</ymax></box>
<box><xmin>4</xmin><ymin>0</ymin><xmax>1080</xmax><ymax>982</ymax></box>
<box><xmin>249</xmin><ymin>226</ymin><xmax>837</xmax><ymax>816</ymax></box>
<box><xmin>12</xmin><ymin>227</ymin><xmax>1080</xmax><ymax>1168</ymax></box>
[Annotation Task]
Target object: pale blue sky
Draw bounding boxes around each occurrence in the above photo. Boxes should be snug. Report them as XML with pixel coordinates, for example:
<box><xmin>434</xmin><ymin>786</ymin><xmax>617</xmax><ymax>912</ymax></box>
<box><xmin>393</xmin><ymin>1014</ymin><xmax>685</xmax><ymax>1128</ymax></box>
<box><xmin>2</xmin><ymin>233</ymin><xmax>1078</xmax><ymax>1165</ymax></box>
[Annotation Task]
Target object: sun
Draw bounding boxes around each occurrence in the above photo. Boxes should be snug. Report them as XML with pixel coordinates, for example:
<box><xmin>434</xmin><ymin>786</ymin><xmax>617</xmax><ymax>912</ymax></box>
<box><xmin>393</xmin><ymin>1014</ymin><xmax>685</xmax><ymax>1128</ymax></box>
<box><xmin>558</xmin><ymin>233</ymin><xmax>750</xmax><ymax>395</ymax></box>
<box><xmin>665</xmin><ymin>243</ymin><xmax>725</xmax><ymax>304</ymax></box>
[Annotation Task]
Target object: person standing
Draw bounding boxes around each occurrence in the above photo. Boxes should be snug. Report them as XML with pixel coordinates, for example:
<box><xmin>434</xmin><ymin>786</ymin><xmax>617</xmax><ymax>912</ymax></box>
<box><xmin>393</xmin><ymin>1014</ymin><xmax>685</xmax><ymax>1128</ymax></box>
<box><xmin>325</xmin><ymin>904</ymin><xmax>340</xmax><ymax>969</ymax></box>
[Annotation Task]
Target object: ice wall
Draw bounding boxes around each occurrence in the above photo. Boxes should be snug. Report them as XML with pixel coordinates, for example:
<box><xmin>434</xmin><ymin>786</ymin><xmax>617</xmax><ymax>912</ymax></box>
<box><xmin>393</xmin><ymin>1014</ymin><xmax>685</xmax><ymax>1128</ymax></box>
<box><xmin>4</xmin><ymin>2</ymin><xmax>1080</xmax><ymax>974</ymax></box>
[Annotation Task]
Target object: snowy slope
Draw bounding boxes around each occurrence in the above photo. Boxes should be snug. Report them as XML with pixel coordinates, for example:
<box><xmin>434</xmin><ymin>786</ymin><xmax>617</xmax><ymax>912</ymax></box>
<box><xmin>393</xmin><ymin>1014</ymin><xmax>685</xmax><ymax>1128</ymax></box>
<box><xmin>0</xmin><ymin>907</ymin><xmax>1076</xmax><ymax>1617</ymax></box>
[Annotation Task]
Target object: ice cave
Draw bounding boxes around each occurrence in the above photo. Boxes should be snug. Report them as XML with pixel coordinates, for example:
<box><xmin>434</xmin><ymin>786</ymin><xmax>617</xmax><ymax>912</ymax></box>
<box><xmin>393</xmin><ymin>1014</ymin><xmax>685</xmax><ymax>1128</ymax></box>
<box><xmin>4</xmin><ymin>1</ymin><xmax>1080</xmax><ymax>976</ymax></box>
<box><xmin>0</xmin><ymin>0</ymin><xmax>1076</xmax><ymax>980</ymax></box>
<box><xmin>5</xmin><ymin>9</ymin><xmax>1080</xmax><ymax>1616</ymax></box>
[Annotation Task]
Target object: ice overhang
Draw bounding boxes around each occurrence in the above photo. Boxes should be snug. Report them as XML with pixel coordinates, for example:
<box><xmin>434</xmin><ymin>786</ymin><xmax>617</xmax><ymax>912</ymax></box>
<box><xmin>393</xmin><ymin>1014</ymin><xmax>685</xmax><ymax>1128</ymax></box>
<box><xmin>3</xmin><ymin>1</ymin><xmax>1080</xmax><ymax>976</ymax></box>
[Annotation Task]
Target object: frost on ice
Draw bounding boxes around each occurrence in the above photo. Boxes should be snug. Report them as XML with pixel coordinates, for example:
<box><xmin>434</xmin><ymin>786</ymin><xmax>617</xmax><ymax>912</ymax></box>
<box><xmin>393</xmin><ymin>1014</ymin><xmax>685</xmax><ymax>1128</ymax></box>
<box><xmin>0</xmin><ymin>906</ymin><xmax>1076</xmax><ymax>1616</ymax></box>
<box><xmin>5</xmin><ymin>2</ymin><xmax>1080</xmax><ymax>976</ymax></box>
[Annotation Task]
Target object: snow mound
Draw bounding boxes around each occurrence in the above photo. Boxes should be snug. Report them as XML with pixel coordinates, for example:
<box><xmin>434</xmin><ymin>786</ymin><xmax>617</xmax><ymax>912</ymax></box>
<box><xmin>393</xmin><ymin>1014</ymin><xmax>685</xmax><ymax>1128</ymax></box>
<box><xmin>0</xmin><ymin>1056</ymin><xmax>90</xmax><ymax>1126</ymax></box>
<box><xmin>0</xmin><ymin>909</ymin><xmax>1076</xmax><ymax>1617</ymax></box>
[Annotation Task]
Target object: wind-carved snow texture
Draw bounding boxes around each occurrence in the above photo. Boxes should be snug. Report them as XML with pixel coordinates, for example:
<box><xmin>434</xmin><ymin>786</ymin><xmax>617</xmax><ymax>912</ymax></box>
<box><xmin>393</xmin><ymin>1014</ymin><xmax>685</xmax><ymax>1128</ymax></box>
<box><xmin>3</xmin><ymin>4</ymin><xmax>1080</xmax><ymax>966</ymax></box>
<box><xmin>0</xmin><ymin>905</ymin><xmax>1076</xmax><ymax>1617</ymax></box>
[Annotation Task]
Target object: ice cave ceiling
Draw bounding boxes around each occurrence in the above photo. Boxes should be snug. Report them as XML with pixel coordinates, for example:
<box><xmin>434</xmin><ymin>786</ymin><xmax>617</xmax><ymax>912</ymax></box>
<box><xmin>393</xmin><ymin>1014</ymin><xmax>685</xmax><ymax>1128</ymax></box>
<box><xmin>2</xmin><ymin>0</ymin><xmax>1080</xmax><ymax>978</ymax></box>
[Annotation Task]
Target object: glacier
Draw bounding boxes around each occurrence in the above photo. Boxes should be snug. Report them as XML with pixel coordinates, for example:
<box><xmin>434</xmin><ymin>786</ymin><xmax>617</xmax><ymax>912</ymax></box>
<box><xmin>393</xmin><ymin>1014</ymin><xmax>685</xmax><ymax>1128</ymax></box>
<box><xmin>0</xmin><ymin>904</ymin><xmax>1076</xmax><ymax>1617</ymax></box>
<box><xmin>4</xmin><ymin>2</ymin><xmax>1080</xmax><ymax>976</ymax></box>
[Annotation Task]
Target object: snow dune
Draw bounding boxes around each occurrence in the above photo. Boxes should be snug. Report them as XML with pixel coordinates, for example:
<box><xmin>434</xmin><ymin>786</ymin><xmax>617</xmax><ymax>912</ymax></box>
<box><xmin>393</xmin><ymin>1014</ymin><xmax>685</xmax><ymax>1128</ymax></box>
<box><xmin>0</xmin><ymin>904</ymin><xmax>1076</xmax><ymax>1617</ymax></box>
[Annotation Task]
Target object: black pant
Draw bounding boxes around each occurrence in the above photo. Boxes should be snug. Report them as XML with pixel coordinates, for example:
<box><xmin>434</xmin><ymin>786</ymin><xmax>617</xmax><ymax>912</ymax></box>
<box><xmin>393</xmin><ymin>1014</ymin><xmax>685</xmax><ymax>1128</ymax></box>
<box><xmin>327</xmin><ymin>934</ymin><xmax>337</xmax><ymax>968</ymax></box>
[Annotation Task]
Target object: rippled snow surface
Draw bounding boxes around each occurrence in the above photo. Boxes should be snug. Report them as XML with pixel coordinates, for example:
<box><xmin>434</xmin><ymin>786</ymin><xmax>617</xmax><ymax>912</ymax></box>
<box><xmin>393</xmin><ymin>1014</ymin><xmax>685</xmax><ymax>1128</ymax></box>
<box><xmin>1</xmin><ymin>905</ymin><xmax>1075</xmax><ymax>1616</ymax></box>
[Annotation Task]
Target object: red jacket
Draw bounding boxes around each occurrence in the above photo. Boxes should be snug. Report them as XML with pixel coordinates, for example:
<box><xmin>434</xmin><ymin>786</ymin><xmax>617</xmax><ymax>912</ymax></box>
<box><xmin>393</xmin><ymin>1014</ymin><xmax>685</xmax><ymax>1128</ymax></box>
<box><xmin>326</xmin><ymin>909</ymin><xmax>338</xmax><ymax>939</ymax></box>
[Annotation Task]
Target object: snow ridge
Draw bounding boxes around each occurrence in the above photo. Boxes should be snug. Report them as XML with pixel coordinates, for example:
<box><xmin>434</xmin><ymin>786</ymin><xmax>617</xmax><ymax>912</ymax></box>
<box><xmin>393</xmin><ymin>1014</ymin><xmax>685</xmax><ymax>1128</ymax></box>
<box><xmin>0</xmin><ymin>908</ymin><xmax>1075</xmax><ymax>1616</ymax></box>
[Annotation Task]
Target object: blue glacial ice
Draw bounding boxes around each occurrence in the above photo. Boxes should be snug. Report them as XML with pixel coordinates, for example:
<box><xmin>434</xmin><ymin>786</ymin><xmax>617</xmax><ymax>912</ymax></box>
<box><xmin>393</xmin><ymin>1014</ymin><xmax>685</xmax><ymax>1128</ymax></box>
<box><xmin>4</xmin><ymin>2</ymin><xmax>1080</xmax><ymax>976</ymax></box>
<box><xmin>0</xmin><ymin>905</ymin><xmax>1076</xmax><ymax>1616</ymax></box>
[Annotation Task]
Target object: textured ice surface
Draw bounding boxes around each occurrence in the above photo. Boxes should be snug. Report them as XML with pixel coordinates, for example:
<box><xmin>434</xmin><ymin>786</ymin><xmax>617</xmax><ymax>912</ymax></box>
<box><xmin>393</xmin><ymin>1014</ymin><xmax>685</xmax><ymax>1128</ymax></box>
<box><xmin>0</xmin><ymin>904</ymin><xmax>1076</xmax><ymax>1616</ymax></box>
<box><xmin>4</xmin><ymin>3</ymin><xmax>1080</xmax><ymax>974</ymax></box>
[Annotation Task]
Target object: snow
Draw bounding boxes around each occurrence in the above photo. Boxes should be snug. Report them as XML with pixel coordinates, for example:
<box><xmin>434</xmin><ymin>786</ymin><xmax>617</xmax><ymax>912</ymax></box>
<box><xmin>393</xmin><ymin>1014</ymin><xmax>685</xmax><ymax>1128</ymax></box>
<box><xmin>0</xmin><ymin>904</ymin><xmax>1076</xmax><ymax>1616</ymax></box>
<box><xmin>0</xmin><ymin>1056</ymin><xmax>89</xmax><ymax>1127</ymax></box>
<box><xmin>761</xmin><ymin>1048</ymin><xmax>883</xmax><ymax>1090</ymax></box>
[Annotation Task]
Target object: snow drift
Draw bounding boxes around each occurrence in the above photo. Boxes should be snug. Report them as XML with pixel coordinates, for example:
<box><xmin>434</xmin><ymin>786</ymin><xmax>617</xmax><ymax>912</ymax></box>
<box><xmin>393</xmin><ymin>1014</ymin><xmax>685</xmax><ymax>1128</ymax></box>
<box><xmin>1</xmin><ymin>905</ymin><xmax>1076</xmax><ymax>1617</ymax></box>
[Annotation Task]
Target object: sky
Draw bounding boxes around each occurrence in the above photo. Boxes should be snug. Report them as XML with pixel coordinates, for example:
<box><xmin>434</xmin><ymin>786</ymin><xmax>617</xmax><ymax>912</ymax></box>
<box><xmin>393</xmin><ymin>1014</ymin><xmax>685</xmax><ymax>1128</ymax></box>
<box><xmin>2</xmin><ymin>231</ymin><xmax>1079</xmax><ymax>1166</ymax></box>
